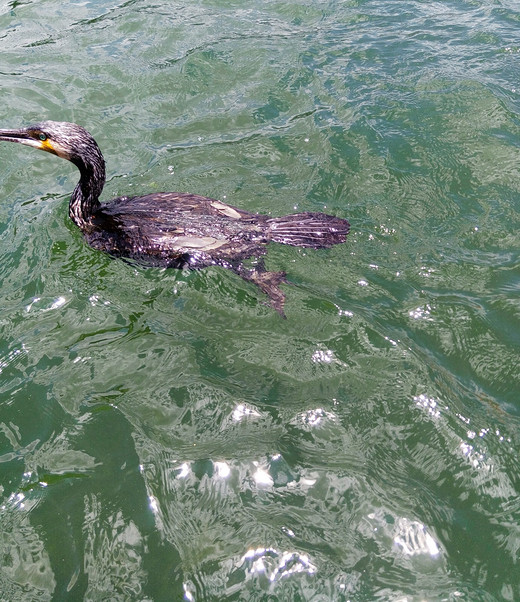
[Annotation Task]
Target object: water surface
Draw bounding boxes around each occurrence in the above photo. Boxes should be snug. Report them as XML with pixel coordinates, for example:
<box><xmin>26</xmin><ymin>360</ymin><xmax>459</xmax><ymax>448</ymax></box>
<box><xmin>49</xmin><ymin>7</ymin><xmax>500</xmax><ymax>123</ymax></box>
<box><xmin>0</xmin><ymin>0</ymin><xmax>519</xmax><ymax>599</ymax></box>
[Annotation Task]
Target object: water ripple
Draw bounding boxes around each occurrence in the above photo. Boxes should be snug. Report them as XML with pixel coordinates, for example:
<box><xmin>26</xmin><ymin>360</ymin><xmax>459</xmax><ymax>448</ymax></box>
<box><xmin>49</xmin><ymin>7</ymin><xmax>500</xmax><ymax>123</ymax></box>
<box><xmin>0</xmin><ymin>0</ymin><xmax>519</xmax><ymax>599</ymax></box>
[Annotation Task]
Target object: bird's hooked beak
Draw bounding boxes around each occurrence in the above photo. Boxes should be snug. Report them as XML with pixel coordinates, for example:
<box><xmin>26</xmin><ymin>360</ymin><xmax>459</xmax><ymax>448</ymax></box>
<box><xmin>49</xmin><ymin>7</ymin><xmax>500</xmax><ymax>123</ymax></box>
<box><xmin>0</xmin><ymin>127</ymin><xmax>62</xmax><ymax>157</ymax></box>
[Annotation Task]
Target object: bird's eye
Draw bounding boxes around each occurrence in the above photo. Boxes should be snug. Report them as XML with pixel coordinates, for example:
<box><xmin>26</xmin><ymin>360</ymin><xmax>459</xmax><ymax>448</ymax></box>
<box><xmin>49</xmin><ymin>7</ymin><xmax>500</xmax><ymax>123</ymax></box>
<box><xmin>39</xmin><ymin>133</ymin><xmax>47</xmax><ymax>141</ymax></box>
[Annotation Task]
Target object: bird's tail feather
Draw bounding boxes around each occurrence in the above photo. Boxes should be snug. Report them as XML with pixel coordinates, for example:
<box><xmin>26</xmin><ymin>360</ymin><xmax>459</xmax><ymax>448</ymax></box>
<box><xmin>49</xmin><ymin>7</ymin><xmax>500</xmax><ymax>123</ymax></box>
<box><xmin>266</xmin><ymin>212</ymin><xmax>350</xmax><ymax>248</ymax></box>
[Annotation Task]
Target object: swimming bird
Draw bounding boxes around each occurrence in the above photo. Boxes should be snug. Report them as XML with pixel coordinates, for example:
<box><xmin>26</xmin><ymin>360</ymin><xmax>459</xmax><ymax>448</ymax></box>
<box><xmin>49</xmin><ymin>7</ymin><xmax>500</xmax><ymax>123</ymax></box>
<box><xmin>0</xmin><ymin>121</ymin><xmax>349</xmax><ymax>314</ymax></box>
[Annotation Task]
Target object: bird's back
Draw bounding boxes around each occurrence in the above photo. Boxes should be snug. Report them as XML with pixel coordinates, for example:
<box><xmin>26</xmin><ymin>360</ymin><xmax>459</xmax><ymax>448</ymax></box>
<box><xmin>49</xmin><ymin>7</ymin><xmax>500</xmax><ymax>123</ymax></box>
<box><xmin>86</xmin><ymin>192</ymin><xmax>270</xmax><ymax>268</ymax></box>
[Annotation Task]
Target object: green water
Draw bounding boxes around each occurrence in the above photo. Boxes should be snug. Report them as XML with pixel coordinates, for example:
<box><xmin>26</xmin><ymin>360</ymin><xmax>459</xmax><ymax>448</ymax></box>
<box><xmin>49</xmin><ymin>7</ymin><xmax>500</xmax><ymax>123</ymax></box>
<box><xmin>1</xmin><ymin>1</ymin><xmax>519</xmax><ymax>600</ymax></box>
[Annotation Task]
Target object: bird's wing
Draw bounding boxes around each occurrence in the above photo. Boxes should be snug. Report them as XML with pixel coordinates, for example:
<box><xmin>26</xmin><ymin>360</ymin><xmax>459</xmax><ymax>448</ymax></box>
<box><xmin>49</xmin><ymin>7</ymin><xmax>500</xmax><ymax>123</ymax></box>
<box><xmin>89</xmin><ymin>192</ymin><xmax>266</xmax><ymax>264</ymax></box>
<box><xmin>106</xmin><ymin>192</ymin><xmax>258</xmax><ymax>221</ymax></box>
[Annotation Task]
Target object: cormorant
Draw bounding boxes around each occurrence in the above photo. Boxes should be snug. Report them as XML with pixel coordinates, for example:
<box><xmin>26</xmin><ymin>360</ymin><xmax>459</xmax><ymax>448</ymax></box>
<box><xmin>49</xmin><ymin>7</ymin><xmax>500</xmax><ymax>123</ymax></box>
<box><xmin>0</xmin><ymin>121</ymin><xmax>349</xmax><ymax>314</ymax></box>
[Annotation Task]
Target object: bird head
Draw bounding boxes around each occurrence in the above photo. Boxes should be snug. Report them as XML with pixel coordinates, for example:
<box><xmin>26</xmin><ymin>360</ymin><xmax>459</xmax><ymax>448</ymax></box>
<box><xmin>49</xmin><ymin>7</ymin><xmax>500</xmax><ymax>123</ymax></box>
<box><xmin>0</xmin><ymin>120</ymin><xmax>103</xmax><ymax>168</ymax></box>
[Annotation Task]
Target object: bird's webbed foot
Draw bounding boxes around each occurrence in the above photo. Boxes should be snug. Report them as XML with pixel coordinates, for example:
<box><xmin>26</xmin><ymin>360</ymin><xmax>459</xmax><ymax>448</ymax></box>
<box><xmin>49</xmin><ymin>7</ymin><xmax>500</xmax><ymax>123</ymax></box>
<box><xmin>234</xmin><ymin>260</ymin><xmax>288</xmax><ymax>317</ymax></box>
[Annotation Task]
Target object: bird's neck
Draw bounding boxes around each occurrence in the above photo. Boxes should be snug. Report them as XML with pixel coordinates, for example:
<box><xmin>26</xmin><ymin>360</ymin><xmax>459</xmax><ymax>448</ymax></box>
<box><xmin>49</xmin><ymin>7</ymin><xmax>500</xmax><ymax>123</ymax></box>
<box><xmin>69</xmin><ymin>153</ymin><xmax>106</xmax><ymax>230</ymax></box>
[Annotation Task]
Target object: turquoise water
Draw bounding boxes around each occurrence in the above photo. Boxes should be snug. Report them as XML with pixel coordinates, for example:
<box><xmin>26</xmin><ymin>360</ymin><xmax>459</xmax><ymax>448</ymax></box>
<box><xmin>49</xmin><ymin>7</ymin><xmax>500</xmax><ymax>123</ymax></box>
<box><xmin>1</xmin><ymin>0</ymin><xmax>519</xmax><ymax>599</ymax></box>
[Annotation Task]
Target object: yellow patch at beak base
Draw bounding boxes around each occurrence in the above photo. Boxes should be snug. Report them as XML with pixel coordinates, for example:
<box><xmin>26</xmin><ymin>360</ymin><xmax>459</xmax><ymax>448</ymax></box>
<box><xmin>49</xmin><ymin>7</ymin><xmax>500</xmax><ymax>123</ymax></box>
<box><xmin>40</xmin><ymin>139</ymin><xmax>55</xmax><ymax>153</ymax></box>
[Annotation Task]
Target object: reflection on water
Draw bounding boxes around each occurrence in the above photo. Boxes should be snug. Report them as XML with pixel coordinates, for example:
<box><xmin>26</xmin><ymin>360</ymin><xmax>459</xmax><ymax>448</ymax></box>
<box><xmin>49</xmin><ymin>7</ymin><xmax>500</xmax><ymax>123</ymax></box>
<box><xmin>0</xmin><ymin>0</ymin><xmax>519</xmax><ymax>599</ymax></box>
